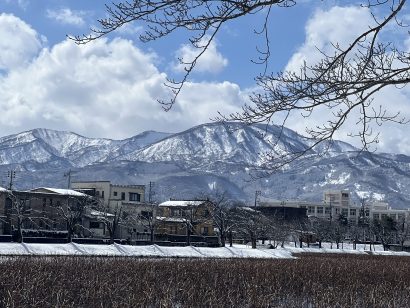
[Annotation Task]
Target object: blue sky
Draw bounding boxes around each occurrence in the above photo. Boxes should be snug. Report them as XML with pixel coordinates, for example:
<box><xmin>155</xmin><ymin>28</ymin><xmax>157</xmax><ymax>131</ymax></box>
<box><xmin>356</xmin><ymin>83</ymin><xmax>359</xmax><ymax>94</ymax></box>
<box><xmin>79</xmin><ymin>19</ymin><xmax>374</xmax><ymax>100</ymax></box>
<box><xmin>0</xmin><ymin>0</ymin><xmax>409</xmax><ymax>155</ymax></box>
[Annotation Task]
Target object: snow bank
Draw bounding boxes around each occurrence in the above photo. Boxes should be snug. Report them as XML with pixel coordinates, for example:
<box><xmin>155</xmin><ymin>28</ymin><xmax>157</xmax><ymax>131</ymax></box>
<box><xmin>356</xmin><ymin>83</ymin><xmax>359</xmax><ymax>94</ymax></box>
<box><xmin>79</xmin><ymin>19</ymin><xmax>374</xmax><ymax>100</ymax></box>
<box><xmin>0</xmin><ymin>243</ymin><xmax>294</xmax><ymax>259</ymax></box>
<box><xmin>0</xmin><ymin>243</ymin><xmax>408</xmax><ymax>258</ymax></box>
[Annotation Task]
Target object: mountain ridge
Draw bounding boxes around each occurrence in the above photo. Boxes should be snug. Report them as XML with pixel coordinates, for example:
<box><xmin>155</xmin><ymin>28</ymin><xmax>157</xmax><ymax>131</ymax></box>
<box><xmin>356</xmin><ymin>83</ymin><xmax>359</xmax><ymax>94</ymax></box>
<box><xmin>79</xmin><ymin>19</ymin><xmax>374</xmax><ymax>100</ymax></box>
<box><xmin>0</xmin><ymin>123</ymin><xmax>409</xmax><ymax>209</ymax></box>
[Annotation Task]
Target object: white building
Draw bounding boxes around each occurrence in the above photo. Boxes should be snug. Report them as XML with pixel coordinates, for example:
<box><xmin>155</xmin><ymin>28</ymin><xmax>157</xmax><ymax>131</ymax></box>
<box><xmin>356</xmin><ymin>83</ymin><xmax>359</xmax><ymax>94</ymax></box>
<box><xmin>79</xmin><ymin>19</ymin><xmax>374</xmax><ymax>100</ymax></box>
<box><xmin>258</xmin><ymin>190</ymin><xmax>410</xmax><ymax>224</ymax></box>
<box><xmin>71</xmin><ymin>181</ymin><xmax>146</xmax><ymax>208</ymax></box>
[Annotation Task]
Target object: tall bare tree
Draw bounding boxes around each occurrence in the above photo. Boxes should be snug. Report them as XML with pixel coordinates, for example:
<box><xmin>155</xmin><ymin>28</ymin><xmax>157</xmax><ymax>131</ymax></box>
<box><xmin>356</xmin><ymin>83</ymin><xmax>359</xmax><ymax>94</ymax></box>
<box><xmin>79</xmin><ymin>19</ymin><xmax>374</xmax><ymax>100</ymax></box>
<box><xmin>232</xmin><ymin>206</ymin><xmax>268</xmax><ymax>249</ymax></box>
<box><xmin>54</xmin><ymin>195</ymin><xmax>91</xmax><ymax>242</ymax></box>
<box><xmin>72</xmin><ymin>1</ymin><xmax>410</xmax><ymax>168</ymax></box>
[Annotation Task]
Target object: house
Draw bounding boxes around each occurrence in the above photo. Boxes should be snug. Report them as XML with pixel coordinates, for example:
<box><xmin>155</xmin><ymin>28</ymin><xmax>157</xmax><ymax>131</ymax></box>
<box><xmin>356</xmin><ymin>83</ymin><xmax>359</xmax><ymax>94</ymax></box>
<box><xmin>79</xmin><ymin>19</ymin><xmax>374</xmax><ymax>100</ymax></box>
<box><xmin>0</xmin><ymin>187</ymin><xmax>91</xmax><ymax>240</ymax></box>
<box><xmin>70</xmin><ymin>181</ymin><xmax>145</xmax><ymax>208</ymax></box>
<box><xmin>71</xmin><ymin>181</ymin><xmax>156</xmax><ymax>239</ymax></box>
<box><xmin>82</xmin><ymin>209</ymin><xmax>115</xmax><ymax>238</ymax></box>
<box><xmin>156</xmin><ymin>200</ymin><xmax>214</xmax><ymax>237</ymax></box>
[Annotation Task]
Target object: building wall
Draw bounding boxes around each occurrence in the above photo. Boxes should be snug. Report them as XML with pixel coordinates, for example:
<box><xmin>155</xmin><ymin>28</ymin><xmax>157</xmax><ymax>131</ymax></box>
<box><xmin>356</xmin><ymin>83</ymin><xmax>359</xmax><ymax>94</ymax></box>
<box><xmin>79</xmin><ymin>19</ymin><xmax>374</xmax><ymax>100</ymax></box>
<box><xmin>259</xmin><ymin>191</ymin><xmax>410</xmax><ymax>225</ymax></box>
<box><xmin>71</xmin><ymin>181</ymin><xmax>146</xmax><ymax>208</ymax></box>
<box><xmin>157</xmin><ymin>202</ymin><xmax>214</xmax><ymax>236</ymax></box>
<box><xmin>0</xmin><ymin>191</ymin><xmax>84</xmax><ymax>236</ymax></box>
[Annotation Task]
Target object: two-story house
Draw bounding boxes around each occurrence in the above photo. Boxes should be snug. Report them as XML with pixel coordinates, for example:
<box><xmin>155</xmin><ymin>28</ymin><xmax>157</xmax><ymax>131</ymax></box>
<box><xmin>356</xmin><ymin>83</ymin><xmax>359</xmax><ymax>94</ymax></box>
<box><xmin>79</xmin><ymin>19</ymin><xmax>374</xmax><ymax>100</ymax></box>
<box><xmin>156</xmin><ymin>200</ymin><xmax>215</xmax><ymax>237</ymax></box>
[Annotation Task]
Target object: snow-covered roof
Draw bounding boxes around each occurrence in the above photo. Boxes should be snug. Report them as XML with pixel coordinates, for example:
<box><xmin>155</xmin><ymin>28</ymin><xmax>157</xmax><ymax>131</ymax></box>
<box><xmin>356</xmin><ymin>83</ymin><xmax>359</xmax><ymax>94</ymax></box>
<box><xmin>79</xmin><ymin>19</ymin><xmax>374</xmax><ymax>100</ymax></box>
<box><xmin>156</xmin><ymin>216</ymin><xmax>187</xmax><ymax>223</ymax></box>
<box><xmin>30</xmin><ymin>187</ymin><xmax>87</xmax><ymax>197</ymax></box>
<box><xmin>89</xmin><ymin>210</ymin><xmax>115</xmax><ymax>217</ymax></box>
<box><xmin>159</xmin><ymin>200</ymin><xmax>206</xmax><ymax>207</ymax></box>
<box><xmin>0</xmin><ymin>186</ymin><xmax>8</xmax><ymax>192</ymax></box>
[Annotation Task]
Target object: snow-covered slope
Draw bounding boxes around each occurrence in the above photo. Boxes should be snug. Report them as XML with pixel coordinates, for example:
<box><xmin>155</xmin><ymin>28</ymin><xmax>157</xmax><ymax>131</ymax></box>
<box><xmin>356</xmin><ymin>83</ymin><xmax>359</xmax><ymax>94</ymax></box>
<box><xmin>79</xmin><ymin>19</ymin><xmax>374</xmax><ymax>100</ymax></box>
<box><xmin>0</xmin><ymin>128</ymin><xmax>170</xmax><ymax>168</ymax></box>
<box><xmin>119</xmin><ymin>122</ymin><xmax>355</xmax><ymax>169</ymax></box>
<box><xmin>0</xmin><ymin>123</ymin><xmax>409</xmax><ymax>208</ymax></box>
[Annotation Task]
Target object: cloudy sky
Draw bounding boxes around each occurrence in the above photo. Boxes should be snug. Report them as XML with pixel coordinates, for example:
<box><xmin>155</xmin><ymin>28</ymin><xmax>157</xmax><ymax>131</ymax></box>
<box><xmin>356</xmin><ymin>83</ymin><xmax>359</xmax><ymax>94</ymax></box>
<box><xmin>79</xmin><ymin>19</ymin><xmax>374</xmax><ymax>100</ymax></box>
<box><xmin>0</xmin><ymin>0</ymin><xmax>409</xmax><ymax>154</ymax></box>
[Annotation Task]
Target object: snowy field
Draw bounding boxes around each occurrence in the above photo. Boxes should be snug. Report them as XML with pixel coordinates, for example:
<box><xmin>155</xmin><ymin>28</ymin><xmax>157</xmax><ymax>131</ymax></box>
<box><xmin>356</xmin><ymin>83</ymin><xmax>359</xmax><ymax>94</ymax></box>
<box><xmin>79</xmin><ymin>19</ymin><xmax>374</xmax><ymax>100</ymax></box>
<box><xmin>0</xmin><ymin>242</ymin><xmax>409</xmax><ymax>258</ymax></box>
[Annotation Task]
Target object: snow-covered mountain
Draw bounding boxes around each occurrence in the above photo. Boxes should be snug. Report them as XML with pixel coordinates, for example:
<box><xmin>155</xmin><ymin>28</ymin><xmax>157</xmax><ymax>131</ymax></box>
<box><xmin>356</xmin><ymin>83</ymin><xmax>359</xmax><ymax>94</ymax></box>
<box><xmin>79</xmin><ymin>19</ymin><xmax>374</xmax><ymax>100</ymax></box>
<box><xmin>0</xmin><ymin>128</ymin><xmax>170</xmax><ymax>168</ymax></box>
<box><xmin>0</xmin><ymin>123</ymin><xmax>409</xmax><ymax>209</ymax></box>
<box><xmin>119</xmin><ymin>122</ymin><xmax>356</xmax><ymax>170</ymax></box>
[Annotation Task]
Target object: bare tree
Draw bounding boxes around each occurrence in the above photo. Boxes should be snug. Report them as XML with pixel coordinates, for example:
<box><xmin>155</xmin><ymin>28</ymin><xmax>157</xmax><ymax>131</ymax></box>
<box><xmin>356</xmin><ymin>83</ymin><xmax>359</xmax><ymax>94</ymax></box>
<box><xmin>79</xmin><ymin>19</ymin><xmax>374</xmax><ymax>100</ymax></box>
<box><xmin>200</xmin><ymin>191</ymin><xmax>237</xmax><ymax>247</ymax></box>
<box><xmin>309</xmin><ymin>217</ymin><xmax>331</xmax><ymax>249</ymax></box>
<box><xmin>54</xmin><ymin>195</ymin><xmax>91</xmax><ymax>242</ymax></box>
<box><xmin>72</xmin><ymin>0</ymin><xmax>410</xmax><ymax>168</ymax></box>
<box><xmin>124</xmin><ymin>203</ymin><xmax>159</xmax><ymax>244</ymax></box>
<box><xmin>396</xmin><ymin>218</ymin><xmax>410</xmax><ymax>251</ymax></box>
<box><xmin>3</xmin><ymin>191</ymin><xmax>50</xmax><ymax>243</ymax></box>
<box><xmin>232</xmin><ymin>206</ymin><xmax>268</xmax><ymax>249</ymax></box>
<box><xmin>71</xmin><ymin>1</ymin><xmax>294</xmax><ymax>110</ymax></box>
<box><xmin>94</xmin><ymin>201</ymin><xmax>124</xmax><ymax>244</ymax></box>
<box><xmin>371</xmin><ymin>216</ymin><xmax>397</xmax><ymax>251</ymax></box>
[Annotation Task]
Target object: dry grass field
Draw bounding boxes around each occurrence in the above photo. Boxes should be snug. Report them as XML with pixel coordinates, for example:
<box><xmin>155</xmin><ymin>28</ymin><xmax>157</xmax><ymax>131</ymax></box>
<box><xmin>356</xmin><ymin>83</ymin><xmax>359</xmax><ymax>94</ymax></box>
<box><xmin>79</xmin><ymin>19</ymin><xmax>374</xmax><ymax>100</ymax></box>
<box><xmin>0</xmin><ymin>254</ymin><xmax>409</xmax><ymax>307</ymax></box>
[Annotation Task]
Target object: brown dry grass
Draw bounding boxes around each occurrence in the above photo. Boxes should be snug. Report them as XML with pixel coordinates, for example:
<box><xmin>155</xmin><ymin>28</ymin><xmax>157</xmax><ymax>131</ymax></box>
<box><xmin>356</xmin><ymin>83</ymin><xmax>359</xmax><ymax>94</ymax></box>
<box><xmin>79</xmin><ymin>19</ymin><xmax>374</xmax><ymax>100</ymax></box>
<box><xmin>0</xmin><ymin>254</ymin><xmax>409</xmax><ymax>307</ymax></box>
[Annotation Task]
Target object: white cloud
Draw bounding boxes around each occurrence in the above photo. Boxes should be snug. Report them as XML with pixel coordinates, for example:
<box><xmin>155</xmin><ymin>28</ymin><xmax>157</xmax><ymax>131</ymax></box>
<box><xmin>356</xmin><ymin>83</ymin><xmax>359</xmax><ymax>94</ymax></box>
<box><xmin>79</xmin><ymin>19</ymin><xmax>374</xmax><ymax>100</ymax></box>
<box><xmin>173</xmin><ymin>37</ymin><xmax>228</xmax><ymax>74</ymax></box>
<box><xmin>0</xmin><ymin>13</ymin><xmax>42</xmax><ymax>71</ymax></box>
<box><xmin>280</xmin><ymin>6</ymin><xmax>410</xmax><ymax>154</ymax></box>
<box><xmin>46</xmin><ymin>8</ymin><xmax>86</xmax><ymax>26</ymax></box>
<box><xmin>0</xmin><ymin>15</ymin><xmax>243</xmax><ymax>140</ymax></box>
<box><xmin>286</xmin><ymin>6</ymin><xmax>374</xmax><ymax>72</ymax></box>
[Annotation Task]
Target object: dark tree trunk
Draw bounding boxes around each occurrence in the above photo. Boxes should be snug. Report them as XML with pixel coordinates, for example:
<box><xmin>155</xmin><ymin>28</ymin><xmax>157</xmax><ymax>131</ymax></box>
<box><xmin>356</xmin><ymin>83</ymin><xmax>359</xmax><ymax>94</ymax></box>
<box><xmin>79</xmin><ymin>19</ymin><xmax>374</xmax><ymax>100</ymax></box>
<box><xmin>251</xmin><ymin>237</ymin><xmax>257</xmax><ymax>249</ymax></box>
<box><xmin>150</xmin><ymin>229</ymin><xmax>154</xmax><ymax>244</ymax></box>
<box><xmin>220</xmin><ymin>233</ymin><xmax>226</xmax><ymax>247</ymax></box>
<box><xmin>187</xmin><ymin>226</ymin><xmax>191</xmax><ymax>246</ymax></box>
<box><xmin>67</xmin><ymin>228</ymin><xmax>73</xmax><ymax>243</ymax></box>
<box><xmin>228</xmin><ymin>230</ymin><xmax>233</xmax><ymax>247</ymax></box>
<box><xmin>16</xmin><ymin>217</ymin><xmax>23</xmax><ymax>243</ymax></box>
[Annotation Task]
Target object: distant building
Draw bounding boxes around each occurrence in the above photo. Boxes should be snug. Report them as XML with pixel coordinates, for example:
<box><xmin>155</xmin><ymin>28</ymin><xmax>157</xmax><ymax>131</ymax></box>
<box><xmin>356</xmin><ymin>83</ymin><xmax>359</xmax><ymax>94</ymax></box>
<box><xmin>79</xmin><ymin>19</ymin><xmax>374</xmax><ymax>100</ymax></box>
<box><xmin>71</xmin><ymin>181</ymin><xmax>155</xmax><ymax>238</ymax></box>
<box><xmin>258</xmin><ymin>190</ymin><xmax>410</xmax><ymax>225</ymax></box>
<box><xmin>71</xmin><ymin>181</ymin><xmax>146</xmax><ymax>208</ymax></box>
<box><xmin>157</xmin><ymin>200</ymin><xmax>215</xmax><ymax>237</ymax></box>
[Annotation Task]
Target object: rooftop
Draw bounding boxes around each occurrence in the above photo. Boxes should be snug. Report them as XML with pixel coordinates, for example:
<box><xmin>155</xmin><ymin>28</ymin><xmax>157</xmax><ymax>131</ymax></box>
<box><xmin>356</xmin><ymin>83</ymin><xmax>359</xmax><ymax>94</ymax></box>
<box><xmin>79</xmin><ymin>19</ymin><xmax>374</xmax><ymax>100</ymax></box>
<box><xmin>159</xmin><ymin>200</ymin><xmax>207</xmax><ymax>207</ymax></box>
<box><xmin>30</xmin><ymin>187</ymin><xmax>87</xmax><ymax>197</ymax></box>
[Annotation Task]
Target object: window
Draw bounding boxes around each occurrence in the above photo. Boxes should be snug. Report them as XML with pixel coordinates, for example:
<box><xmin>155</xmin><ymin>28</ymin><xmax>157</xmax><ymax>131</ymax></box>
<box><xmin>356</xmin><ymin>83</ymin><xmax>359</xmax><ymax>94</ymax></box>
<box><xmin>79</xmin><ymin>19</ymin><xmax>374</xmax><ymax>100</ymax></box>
<box><xmin>350</xmin><ymin>209</ymin><xmax>356</xmax><ymax>216</ymax></box>
<box><xmin>342</xmin><ymin>193</ymin><xmax>349</xmax><ymax>198</ymax></box>
<box><xmin>373</xmin><ymin>213</ymin><xmax>380</xmax><ymax>220</ymax></box>
<box><xmin>121</xmin><ymin>192</ymin><xmax>125</xmax><ymax>200</ymax></box>
<box><xmin>129</xmin><ymin>193</ymin><xmax>141</xmax><ymax>202</ymax></box>
<box><xmin>89</xmin><ymin>221</ymin><xmax>101</xmax><ymax>229</ymax></box>
<box><xmin>342</xmin><ymin>209</ymin><xmax>348</xmax><ymax>216</ymax></box>
<box><xmin>171</xmin><ymin>209</ymin><xmax>182</xmax><ymax>217</ymax></box>
<box><xmin>308</xmin><ymin>206</ymin><xmax>315</xmax><ymax>214</ymax></box>
<box><xmin>101</xmin><ymin>191</ymin><xmax>105</xmax><ymax>199</ymax></box>
<box><xmin>202</xmin><ymin>227</ymin><xmax>209</xmax><ymax>236</ymax></box>
<box><xmin>170</xmin><ymin>226</ymin><xmax>178</xmax><ymax>234</ymax></box>
<box><xmin>365</xmin><ymin>209</ymin><xmax>370</xmax><ymax>217</ymax></box>
<box><xmin>113</xmin><ymin>191</ymin><xmax>118</xmax><ymax>197</ymax></box>
<box><xmin>325</xmin><ymin>207</ymin><xmax>331</xmax><ymax>214</ymax></box>
<box><xmin>317</xmin><ymin>207</ymin><xmax>324</xmax><ymax>214</ymax></box>
<box><xmin>49</xmin><ymin>198</ymin><xmax>53</xmax><ymax>206</ymax></box>
<box><xmin>140</xmin><ymin>211</ymin><xmax>152</xmax><ymax>219</ymax></box>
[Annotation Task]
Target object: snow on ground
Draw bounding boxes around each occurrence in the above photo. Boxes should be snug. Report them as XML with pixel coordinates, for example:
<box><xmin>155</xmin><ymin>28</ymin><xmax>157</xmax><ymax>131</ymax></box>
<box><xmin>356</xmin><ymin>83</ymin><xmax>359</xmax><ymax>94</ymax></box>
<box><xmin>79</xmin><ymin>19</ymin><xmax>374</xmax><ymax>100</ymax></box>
<box><xmin>0</xmin><ymin>242</ymin><xmax>408</xmax><ymax>258</ymax></box>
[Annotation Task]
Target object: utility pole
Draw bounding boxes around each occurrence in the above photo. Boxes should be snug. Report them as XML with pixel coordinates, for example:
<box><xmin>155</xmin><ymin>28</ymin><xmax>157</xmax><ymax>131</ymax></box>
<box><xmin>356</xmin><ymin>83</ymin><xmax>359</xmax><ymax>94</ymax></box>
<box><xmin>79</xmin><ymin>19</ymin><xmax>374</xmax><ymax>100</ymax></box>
<box><xmin>7</xmin><ymin>170</ymin><xmax>16</xmax><ymax>190</ymax></box>
<box><xmin>254</xmin><ymin>190</ymin><xmax>261</xmax><ymax>207</ymax></box>
<box><xmin>148</xmin><ymin>181</ymin><xmax>155</xmax><ymax>203</ymax></box>
<box><xmin>64</xmin><ymin>169</ymin><xmax>76</xmax><ymax>189</ymax></box>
